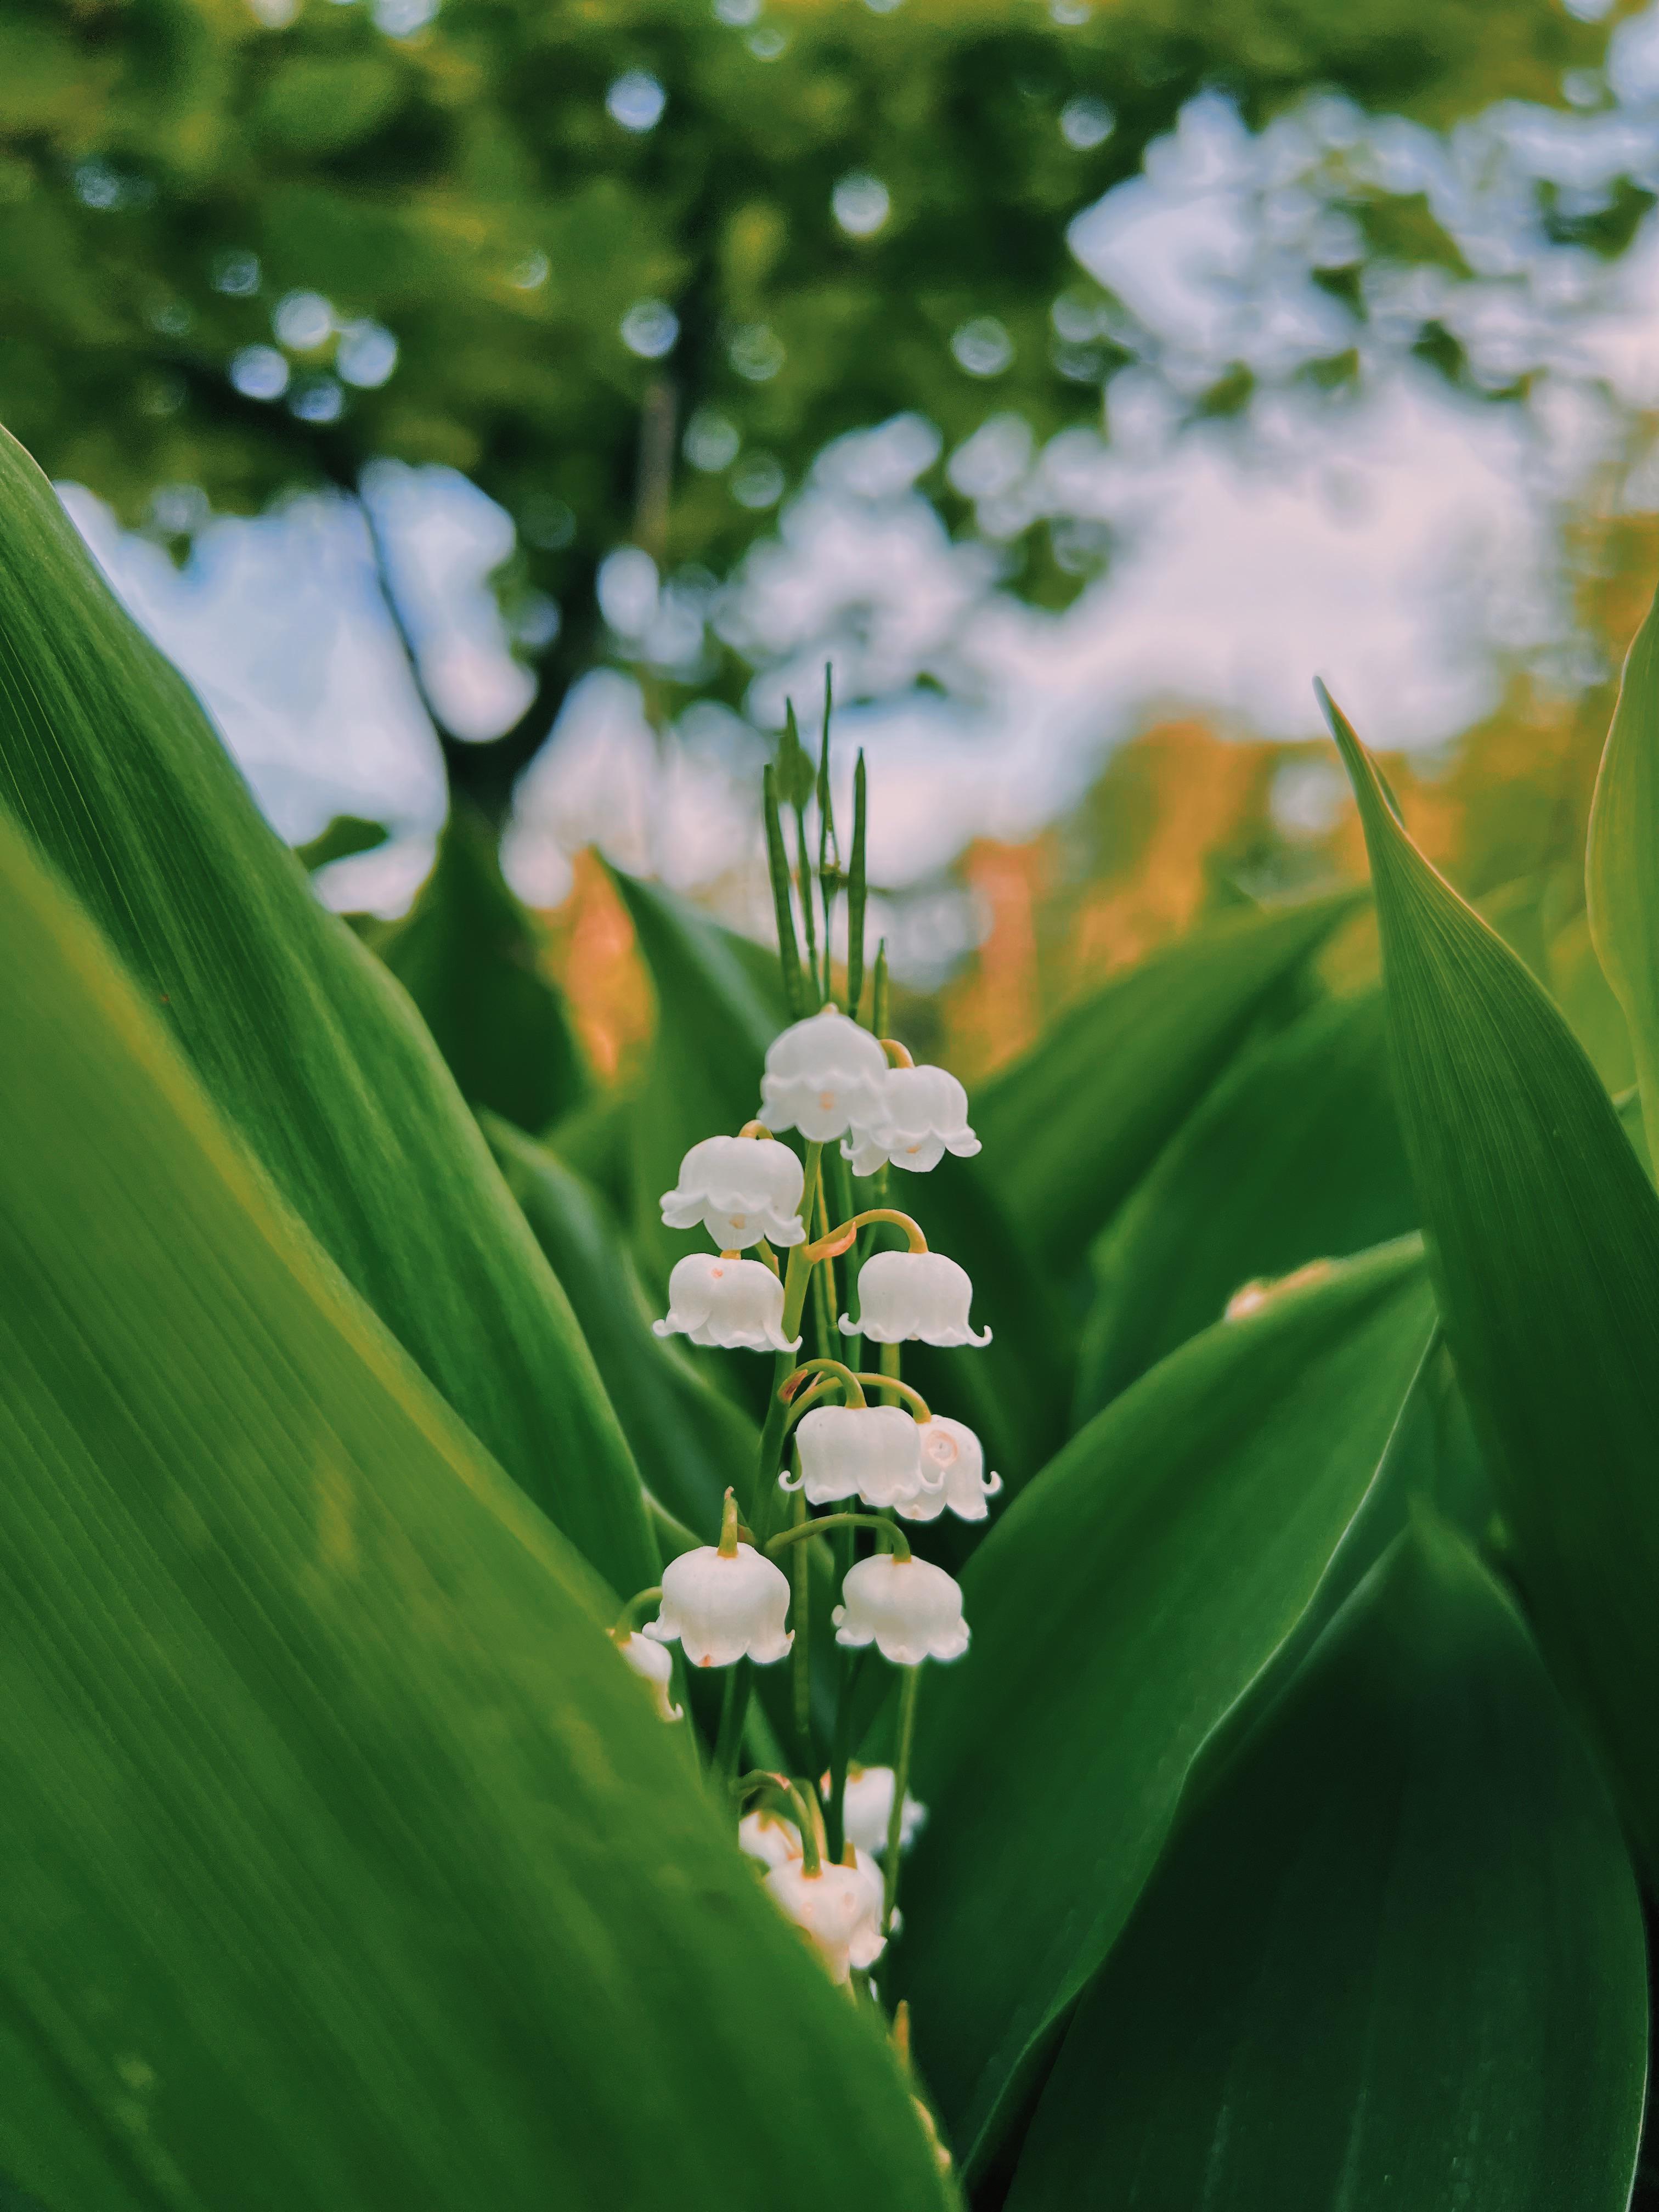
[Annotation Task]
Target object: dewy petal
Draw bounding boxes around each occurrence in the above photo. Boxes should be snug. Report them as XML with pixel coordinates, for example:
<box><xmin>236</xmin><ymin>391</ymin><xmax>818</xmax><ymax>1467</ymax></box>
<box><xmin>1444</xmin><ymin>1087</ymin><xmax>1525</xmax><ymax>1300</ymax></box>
<box><xmin>759</xmin><ymin>1008</ymin><xmax>890</xmax><ymax>1142</ymax></box>
<box><xmin>830</xmin><ymin>1763</ymin><xmax>928</xmax><ymax>1856</ymax></box>
<box><xmin>646</xmin><ymin>1542</ymin><xmax>794</xmax><ymax>1667</ymax></box>
<box><xmin>659</xmin><ymin>1134</ymin><xmax>806</xmax><ymax>1249</ymax></box>
<box><xmin>833</xmin><ymin>1553</ymin><xmax>970</xmax><ymax>1664</ymax></box>
<box><xmin>613</xmin><ymin>1630</ymin><xmax>682</xmax><ymax>1722</ymax></box>
<box><xmin>794</xmin><ymin>1403</ymin><xmax>927</xmax><ymax>1508</ymax></box>
<box><xmin>659</xmin><ymin>1255</ymin><xmax>800</xmax><ymax>1352</ymax></box>
<box><xmin>840</xmin><ymin>1249</ymin><xmax>991</xmax><ymax>1348</ymax></box>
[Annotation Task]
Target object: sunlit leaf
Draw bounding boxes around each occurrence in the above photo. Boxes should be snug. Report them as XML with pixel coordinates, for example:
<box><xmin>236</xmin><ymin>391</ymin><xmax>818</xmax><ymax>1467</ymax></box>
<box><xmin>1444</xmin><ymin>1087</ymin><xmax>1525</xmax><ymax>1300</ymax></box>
<box><xmin>1075</xmin><ymin>988</ymin><xmax>1415</xmax><ymax>1417</ymax></box>
<box><xmin>895</xmin><ymin>1238</ymin><xmax>1435</xmax><ymax>2175</ymax></box>
<box><xmin>1328</xmin><ymin>682</ymin><xmax>1659</xmax><ymax>1876</ymax></box>
<box><xmin>0</xmin><ymin>428</ymin><xmax>653</xmax><ymax>1594</ymax></box>
<box><xmin>1006</xmin><ymin>1517</ymin><xmax>1646</xmax><ymax>2212</ymax></box>
<box><xmin>1589</xmin><ymin>577</ymin><xmax>1659</xmax><ymax>1164</ymax></box>
<box><xmin>0</xmin><ymin>808</ymin><xmax>949</xmax><ymax>2212</ymax></box>
<box><xmin>975</xmin><ymin>892</ymin><xmax>1362</xmax><ymax>1271</ymax></box>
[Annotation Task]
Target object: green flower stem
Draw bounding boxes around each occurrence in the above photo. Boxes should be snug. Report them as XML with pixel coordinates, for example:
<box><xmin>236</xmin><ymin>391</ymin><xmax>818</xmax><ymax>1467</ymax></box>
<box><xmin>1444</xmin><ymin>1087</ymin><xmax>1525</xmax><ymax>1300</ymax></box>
<box><xmin>824</xmin><ymin>1645</ymin><xmax>864</xmax><ymax>1864</ymax></box>
<box><xmin>714</xmin><ymin>1667</ymin><xmax>747</xmax><ymax>1785</ymax></box>
<box><xmin>736</xmin><ymin>1770</ymin><xmax>822</xmax><ymax>1874</ymax></box>
<box><xmin>781</xmin><ymin>1357</ymin><xmax>867</xmax><ymax>1412</ymax></box>
<box><xmin>767</xmin><ymin>1512</ymin><xmax>910</xmax><ymax>1563</ymax></box>
<box><xmin>830</xmin><ymin>1148</ymin><xmax>861</xmax><ymax>1367</ymax></box>
<box><xmin>882</xmin><ymin>1663</ymin><xmax>922</xmax><ymax>1933</ymax></box>
<box><xmin>610</xmin><ymin>1585</ymin><xmax>663</xmax><ymax>1638</ymax></box>
<box><xmin>808</xmin><ymin>1154</ymin><xmax>837</xmax><ymax>1358</ymax></box>
<box><xmin>860</xmin><ymin>1361</ymin><xmax>921</xmax><ymax>1416</ymax></box>
<box><xmin>789</xmin><ymin>1486</ymin><xmax>812</xmax><ymax>1767</ymax></box>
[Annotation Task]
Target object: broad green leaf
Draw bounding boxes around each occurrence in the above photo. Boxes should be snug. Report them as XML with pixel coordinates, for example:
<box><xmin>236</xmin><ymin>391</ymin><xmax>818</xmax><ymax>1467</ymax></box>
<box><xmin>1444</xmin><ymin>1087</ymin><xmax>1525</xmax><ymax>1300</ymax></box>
<box><xmin>484</xmin><ymin>1113</ymin><xmax>755</xmax><ymax>1541</ymax></box>
<box><xmin>1007</xmin><ymin>1518</ymin><xmax>1646</xmax><ymax>2212</ymax></box>
<box><xmin>895</xmin><ymin>1239</ymin><xmax>1435</xmax><ymax>2174</ymax></box>
<box><xmin>1590</xmin><ymin>577</ymin><xmax>1659</xmax><ymax>1163</ymax></box>
<box><xmin>1328</xmin><ymin>686</ymin><xmax>1659</xmax><ymax>1876</ymax></box>
<box><xmin>0</xmin><ymin>427</ymin><xmax>652</xmax><ymax>1594</ymax></box>
<box><xmin>1075</xmin><ymin>989</ymin><xmax>1415</xmax><ymax>1417</ymax></box>
<box><xmin>974</xmin><ymin>891</ymin><xmax>1362</xmax><ymax>1271</ymax></box>
<box><xmin>379</xmin><ymin>804</ymin><xmax>588</xmax><ymax>1132</ymax></box>
<box><xmin>0</xmin><ymin>806</ymin><xmax>949</xmax><ymax>2212</ymax></box>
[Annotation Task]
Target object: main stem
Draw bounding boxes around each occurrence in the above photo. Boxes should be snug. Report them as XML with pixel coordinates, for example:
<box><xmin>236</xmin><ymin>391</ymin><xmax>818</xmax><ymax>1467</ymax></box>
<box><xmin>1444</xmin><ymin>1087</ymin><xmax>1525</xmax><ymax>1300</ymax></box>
<box><xmin>883</xmin><ymin>1664</ymin><xmax>922</xmax><ymax>1932</ymax></box>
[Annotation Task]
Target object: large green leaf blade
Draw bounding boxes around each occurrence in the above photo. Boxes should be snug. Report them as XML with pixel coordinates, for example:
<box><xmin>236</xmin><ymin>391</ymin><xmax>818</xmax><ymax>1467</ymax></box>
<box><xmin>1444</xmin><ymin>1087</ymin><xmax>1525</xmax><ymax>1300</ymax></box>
<box><xmin>1589</xmin><ymin>578</ymin><xmax>1659</xmax><ymax>1164</ymax></box>
<box><xmin>974</xmin><ymin>891</ymin><xmax>1361</xmax><ymax>1270</ymax></box>
<box><xmin>0</xmin><ymin>426</ymin><xmax>652</xmax><ymax>1593</ymax></box>
<box><xmin>1006</xmin><ymin>1516</ymin><xmax>1647</xmax><ymax>2212</ymax></box>
<box><xmin>895</xmin><ymin>1241</ymin><xmax>1436</xmax><ymax>2173</ymax></box>
<box><xmin>1076</xmin><ymin>988</ymin><xmax>1416</xmax><ymax>1416</ymax></box>
<box><xmin>0</xmin><ymin>807</ymin><xmax>948</xmax><ymax>2212</ymax></box>
<box><xmin>1327</xmin><ymin>684</ymin><xmax>1659</xmax><ymax>1874</ymax></box>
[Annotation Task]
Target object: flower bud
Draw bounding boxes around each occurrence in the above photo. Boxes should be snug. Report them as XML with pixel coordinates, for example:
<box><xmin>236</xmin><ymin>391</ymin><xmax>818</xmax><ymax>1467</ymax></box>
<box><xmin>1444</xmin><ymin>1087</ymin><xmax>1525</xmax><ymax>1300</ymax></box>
<box><xmin>660</xmin><ymin>1133</ymin><xmax>805</xmax><ymax>1249</ymax></box>
<box><xmin>644</xmin><ymin>1542</ymin><xmax>794</xmax><ymax>1668</ymax></box>
<box><xmin>654</xmin><ymin>1251</ymin><xmax>801</xmax><ymax>1353</ymax></box>
<box><xmin>895</xmin><ymin>1415</ymin><xmax>1003</xmax><ymax>1523</ymax></box>
<box><xmin>738</xmin><ymin>1807</ymin><xmax>803</xmax><ymax>1869</ymax></box>
<box><xmin>842</xmin><ymin>1250</ymin><xmax>990</xmax><ymax>1348</ymax></box>
<box><xmin>764</xmin><ymin>1854</ymin><xmax>887</xmax><ymax>1983</ymax></box>
<box><xmin>841</xmin><ymin>1064</ymin><xmax>980</xmax><ymax>1177</ymax></box>
<box><xmin>791</xmin><ymin>1402</ymin><xmax>934</xmax><ymax>1508</ymax></box>
<box><xmin>834</xmin><ymin>1552</ymin><xmax>970</xmax><ymax>1664</ymax></box>
<box><xmin>759</xmin><ymin>1007</ymin><xmax>890</xmax><ymax>1142</ymax></box>
<box><xmin>612</xmin><ymin>1629</ymin><xmax>682</xmax><ymax>1721</ymax></box>
<box><xmin>826</xmin><ymin>1763</ymin><xmax>927</xmax><ymax>1855</ymax></box>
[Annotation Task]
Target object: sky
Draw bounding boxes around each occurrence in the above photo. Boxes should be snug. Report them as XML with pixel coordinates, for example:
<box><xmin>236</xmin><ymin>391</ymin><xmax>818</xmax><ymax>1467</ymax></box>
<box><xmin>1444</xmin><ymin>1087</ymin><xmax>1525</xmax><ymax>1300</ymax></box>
<box><xmin>61</xmin><ymin>4</ymin><xmax>1659</xmax><ymax>975</ymax></box>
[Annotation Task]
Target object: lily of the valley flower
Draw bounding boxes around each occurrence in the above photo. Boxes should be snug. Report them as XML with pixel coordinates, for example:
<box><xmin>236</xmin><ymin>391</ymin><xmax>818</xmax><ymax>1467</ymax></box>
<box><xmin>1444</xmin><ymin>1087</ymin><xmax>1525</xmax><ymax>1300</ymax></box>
<box><xmin>843</xmin><ymin>1249</ymin><xmax>991</xmax><ymax>1348</ymax></box>
<box><xmin>659</xmin><ymin>1133</ymin><xmax>805</xmax><ymax>1249</ymax></box>
<box><xmin>896</xmin><ymin>1415</ymin><xmax>1003</xmax><ymax>1523</ymax></box>
<box><xmin>789</xmin><ymin>1402</ymin><xmax>938</xmax><ymax>1509</ymax></box>
<box><xmin>738</xmin><ymin>1807</ymin><xmax>803</xmax><ymax>1869</ymax></box>
<box><xmin>645</xmin><ymin>1540</ymin><xmax>793</xmax><ymax>1668</ymax></box>
<box><xmin>612</xmin><ymin>1630</ymin><xmax>683</xmax><ymax>1721</ymax></box>
<box><xmin>654</xmin><ymin>1251</ymin><xmax>801</xmax><ymax>1352</ymax></box>
<box><xmin>764</xmin><ymin>1850</ymin><xmax>888</xmax><ymax>1982</ymax></box>
<box><xmin>760</xmin><ymin>1006</ymin><xmax>890</xmax><ymax>1141</ymax></box>
<box><xmin>842</xmin><ymin>1063</ymin><xmax>980</xmax><ymax>1177</ymax></box>
<box><xmin>834</xmin><ymin>1553</ymin><xmax>970</xmax><ymax>1664</ymax></box>
<box><xmin>830</xmin><ymin>1763</ymin><xmax>928</xmax><ymax>1856</ymax></box>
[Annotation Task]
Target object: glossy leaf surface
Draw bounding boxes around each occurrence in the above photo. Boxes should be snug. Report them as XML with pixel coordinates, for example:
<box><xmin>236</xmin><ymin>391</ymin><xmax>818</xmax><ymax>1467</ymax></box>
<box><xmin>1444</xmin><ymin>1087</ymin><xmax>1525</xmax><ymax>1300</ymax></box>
<box><xmin>974</xmin><ymin>892</ymin><xmax>1360</xmax><ymax>1270</ymax></box>
<box><xmin>0</xmin><ymin>428</ymin><xmax>652</xmax><ymax>1593</ymax></box>
<box><xmin>0</xmin><ymin>807</ymin><xmax>948</xmax><ymax>2212</ymax></box>
<box><xmin>1007</xmin><ymin>1519</ymin><xmax>1647</xmax><ymax>2212</ymax></box>
<box><xmin>1590</xmin><ymin>578</ymin><xmax>1659</xmax><ymax>1161</ymax></box>
<box><xmin>896</xmin><ymin>1240</ymin><xmax>1435</xmax><ymax>2172</ymax></box>
<box><xmin>1329</xmin><ymin>685</ymin><xmax>1659</xmax><ymax>1875</ymax></box>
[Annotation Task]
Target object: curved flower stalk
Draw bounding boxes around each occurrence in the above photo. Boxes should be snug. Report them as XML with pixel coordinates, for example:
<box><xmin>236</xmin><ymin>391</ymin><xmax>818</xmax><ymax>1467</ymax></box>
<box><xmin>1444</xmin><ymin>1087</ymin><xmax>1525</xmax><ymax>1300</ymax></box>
<box><xmin>832</xmin><ymin>1764</ymin><xmax>928</xmax><ymax>1857</ymax></box>
<box><xmin>844</xmin><ymin>1249</ymin><xmax>991</xmax><ymax>1348</ymax></box>
<box><xmin>660</xmin><ymin>1131</ymin><xmax>806</xmax><ymax>1249</ymax></box>
<box><xmin>788</xmin><ymin>1402</ymin><xmax>937</xmax><ymax>1508</ymax></box>
<box><xmin>738</xmin><ymin>1807</ymin><xmax>803</xmax><ymax>1869</ymax></box>
<box><xmin>645</xmin><ymin>1495</ymin><xmax>794</xmax><ymax>1668</ymax></box>
<box><xmin>842</xmin><ymin>1063</ymin><xmax>980</xmax><ymax>1177</ymax></box>
<box><xmin>896</xmin><ymin>1415</ymin><xmax>1003</xmax><ymax>1523</ymax></box>
<box><xmin>760</xmin><ymin>1006</ymin><xmax>889</xmax><ymax>1141</ymax></box>
<box><xmin>654</xmin><ymin>1251</ymin><xmax>801</xmax><ymax>1352</ymax></box>
<box><xmin>834</xmin><ymin>1553</ymin><xmax>971</xmax><ymax>1663</ymax></box>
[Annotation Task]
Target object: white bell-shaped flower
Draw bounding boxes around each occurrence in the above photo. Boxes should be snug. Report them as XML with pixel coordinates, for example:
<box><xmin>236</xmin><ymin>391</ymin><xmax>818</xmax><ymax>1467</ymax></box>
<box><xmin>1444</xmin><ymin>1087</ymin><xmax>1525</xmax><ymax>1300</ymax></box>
<box><xmin>841</xmin><ymin>1064</ymin><xmax>980</xmax><ymax>1177</ymax></box>
<box><xmin>654</xmin><ymin>1251</ymin><xmax>801</xmax><ymax>1353</ymax></box>
<box><xmin>843</xmin><ymin>1249</ymin><xmax>991</xmax><ymax>1348</ymax></box>
<box><xmin>738</xmin><ymin>1807</ymin><xmax>803</xmax><ymax>1869</ymax></box>
<box><xmin>895</xmin><ymin>1416</ymin><xmax>1004</xmax><ymax>1523</ymax></box>
<box><xmin>846</xmin><ymin>1845</ymin><xmax>889</xmax><ymax>1968</ymax></box>
<box><xmin>829</xmin><ymin>1763</ymin><xmax>928</xmax><ymax>1856</ymax></box>
<box><xmin>759</xmin><ymin>1006</ymin><xmax>889</xmax><ymax>1142</ymax></box>
<box><xmin>764</xmin><ymin>1855</ymin><xmax>887</xmax><ymax>1983</ymax></box>
<box><xmin>834</xmin><ymin>1553</ymin><xmax>970</xmax><ymax>1664</ymax></box>
<box><xmin>791</xmin><ymin>1402</ymin><xmax>935</xmax><ymax>1508</ymax></box>
<box><xmin>659</xmin><ymin>1133</ymin><xmax>805</xmax><ymax>1249</ymax></box>
<box><xmin>612</xmin><ymin>1630</ymin><xmax>682</xmax><ymax>1721</ymax></box>
<box><xmin>644</xmin><ymin>1541</ymin><xmax>793</xmax><ymax>1668</ymax></box>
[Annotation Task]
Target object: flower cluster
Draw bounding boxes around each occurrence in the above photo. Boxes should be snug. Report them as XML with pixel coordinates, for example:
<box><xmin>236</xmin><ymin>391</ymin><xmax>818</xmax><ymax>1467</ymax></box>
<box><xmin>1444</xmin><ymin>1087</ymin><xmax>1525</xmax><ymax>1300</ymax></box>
<box><xmin>617</xmin><ymin>991</ymin><xmax>998</xmax><ymax>2030</ymax></box>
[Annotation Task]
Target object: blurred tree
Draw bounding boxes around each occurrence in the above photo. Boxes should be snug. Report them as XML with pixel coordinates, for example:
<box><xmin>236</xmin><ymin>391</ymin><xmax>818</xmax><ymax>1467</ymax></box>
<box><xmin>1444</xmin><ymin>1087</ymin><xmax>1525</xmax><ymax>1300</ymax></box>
<box><xmin>0</xmin><ymin>0</ymin><xmax>1616</xmax><ymax>822</ymax></box>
